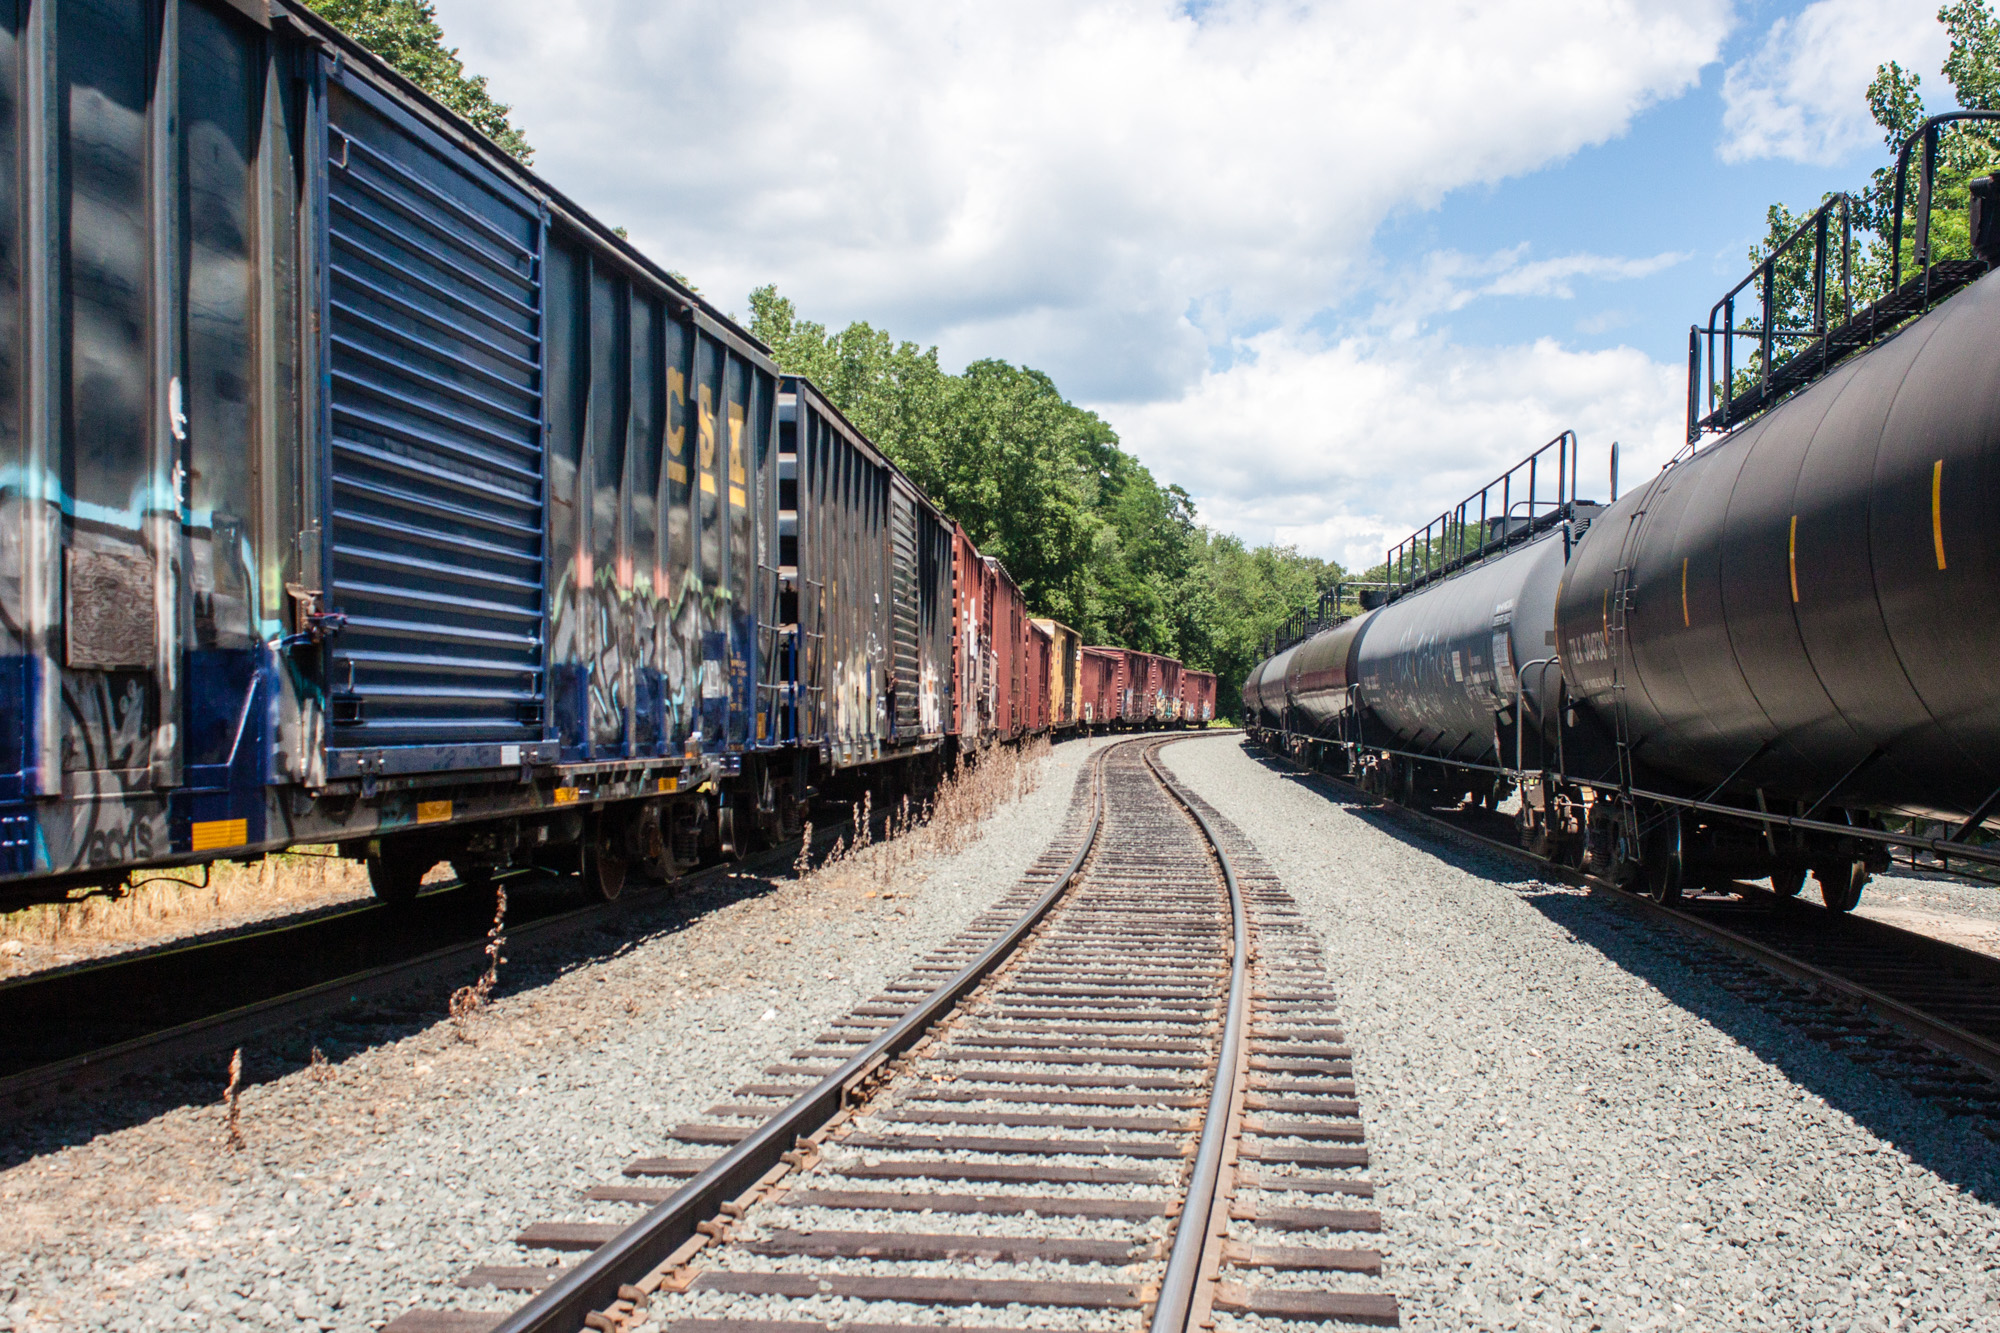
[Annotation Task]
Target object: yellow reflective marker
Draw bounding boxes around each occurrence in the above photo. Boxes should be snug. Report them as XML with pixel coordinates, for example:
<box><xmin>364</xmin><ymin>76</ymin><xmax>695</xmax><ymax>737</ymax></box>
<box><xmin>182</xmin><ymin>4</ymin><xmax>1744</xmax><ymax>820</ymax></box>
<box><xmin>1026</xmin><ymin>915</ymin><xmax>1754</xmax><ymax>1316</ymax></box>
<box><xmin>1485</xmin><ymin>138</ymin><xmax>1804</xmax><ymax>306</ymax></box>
<box><xmin>1933</xmin><ymin>459</ymin><xmax>1947</xmax><ymax>570</ymax></box>
<box><xmin>657</xmin><ymin>775</ymin><xmax>678</xmax><ymax>795</ymax></box>
<box><xmin>191</xmin><ymin>818</ymin><xmax>246</xmax><ymax>852</ymax></box>
<box><xmin>417</xmin><ymin>799</ymin><xmax>452</xmax><ymax>824</ymax></box>
<box><xmin>553</xmin><ymin>786</ymin><xmax>580</xmax><ymax>804</ymax></box>
<box><xmin>1788</xmin><ymin>515</ymin><xmax>1800</xmax><ymax>603</ymax></box>
<box><xmin>1681</xmin><ymin>557</ymin><xmax>1690</xmax><ymax>628</ymax></box>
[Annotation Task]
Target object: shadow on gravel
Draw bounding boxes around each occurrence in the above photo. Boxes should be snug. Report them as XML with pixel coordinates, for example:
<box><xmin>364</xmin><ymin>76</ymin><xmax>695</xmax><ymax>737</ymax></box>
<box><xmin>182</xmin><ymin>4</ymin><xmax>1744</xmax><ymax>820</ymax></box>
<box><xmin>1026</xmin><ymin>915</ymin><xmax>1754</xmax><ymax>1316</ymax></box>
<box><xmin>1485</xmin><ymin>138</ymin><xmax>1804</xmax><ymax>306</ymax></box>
<box><xmin>0</xmin><ymin>862</ymin><xmax>792</xmax><ymax>1170</ymax></box>
<box><xmin>1241</xmin><ymin>744</ymin><xmax>2000</xmax><ymax>1207</ymax></box>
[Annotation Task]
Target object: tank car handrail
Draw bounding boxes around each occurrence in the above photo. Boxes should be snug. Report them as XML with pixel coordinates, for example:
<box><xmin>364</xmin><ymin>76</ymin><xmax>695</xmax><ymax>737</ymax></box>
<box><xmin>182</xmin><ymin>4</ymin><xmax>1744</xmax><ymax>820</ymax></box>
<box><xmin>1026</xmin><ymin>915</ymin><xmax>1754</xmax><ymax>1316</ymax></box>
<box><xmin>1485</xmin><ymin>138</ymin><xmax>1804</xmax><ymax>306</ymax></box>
<box><xmin>1888</xmin><ymin>110</ymin><xmax>2000</xmax><ymax>293</ymax></box>
<box><xmin>1381</xmin><ymin>431</ymin><xmax>1582</xmax><ymax>600</ymax></box>
<box><xmin>1688</xmin><ymin>115</ymin><xmax>2000</xmax><ymax>447</ymax></box>
<box><xmin>1687</xmin><ymin>193</ymin><xmax>1854</xmax><ymax>448</ymax></box>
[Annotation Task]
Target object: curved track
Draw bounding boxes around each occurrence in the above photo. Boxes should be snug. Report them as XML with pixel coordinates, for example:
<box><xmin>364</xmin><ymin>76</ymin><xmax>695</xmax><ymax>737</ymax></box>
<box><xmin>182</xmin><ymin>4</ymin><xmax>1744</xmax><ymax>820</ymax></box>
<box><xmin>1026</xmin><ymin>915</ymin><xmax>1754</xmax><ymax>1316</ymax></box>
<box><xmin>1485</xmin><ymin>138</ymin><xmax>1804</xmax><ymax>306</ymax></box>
<box><xmin>388</xmin><ymin>734</ymin><xmax>1399</xmax><ymax>1333</ymax></box>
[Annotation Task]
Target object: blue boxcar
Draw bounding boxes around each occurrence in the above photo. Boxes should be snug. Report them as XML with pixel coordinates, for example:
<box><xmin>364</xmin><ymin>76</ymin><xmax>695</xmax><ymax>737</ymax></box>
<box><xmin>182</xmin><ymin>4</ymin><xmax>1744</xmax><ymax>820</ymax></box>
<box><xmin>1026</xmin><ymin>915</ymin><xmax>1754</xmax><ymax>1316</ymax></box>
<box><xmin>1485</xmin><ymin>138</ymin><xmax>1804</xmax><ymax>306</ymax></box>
<box><xmin>0</xmin><ymin>0</ymin><xmax>988</xmax><ymax>904</ymax></box>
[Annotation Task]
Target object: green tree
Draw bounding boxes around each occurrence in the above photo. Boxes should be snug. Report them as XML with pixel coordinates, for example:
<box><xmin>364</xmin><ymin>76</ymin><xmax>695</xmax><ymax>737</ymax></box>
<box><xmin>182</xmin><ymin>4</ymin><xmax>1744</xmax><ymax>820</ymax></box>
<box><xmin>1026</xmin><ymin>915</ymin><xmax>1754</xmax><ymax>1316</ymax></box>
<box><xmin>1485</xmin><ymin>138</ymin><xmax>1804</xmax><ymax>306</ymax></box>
<box><xmin>305</xmin><ymin>0</ymin><xmax>531</xmax><ymax>162</ymax></box>
<box><xmin>1748</xmin><ymin>0</ymin><xmax>2000</xmax><ymax>363</ymax></box>
<box><xmin>1186</xmin><ymin>532</ymin><xmax>1344</xmax><ymax>720</ymax></box>
<box><xmin>745</xmin><ymin>284</ymin><xmax>1337</xmax><ymax>696</ymax></box>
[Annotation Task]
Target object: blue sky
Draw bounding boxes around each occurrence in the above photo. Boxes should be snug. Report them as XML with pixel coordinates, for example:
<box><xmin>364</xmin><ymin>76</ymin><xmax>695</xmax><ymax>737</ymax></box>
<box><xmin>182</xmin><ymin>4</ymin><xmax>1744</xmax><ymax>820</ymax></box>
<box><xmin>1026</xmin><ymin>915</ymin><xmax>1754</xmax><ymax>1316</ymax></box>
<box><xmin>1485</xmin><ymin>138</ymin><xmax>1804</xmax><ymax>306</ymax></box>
<box><xmin>435</xmin><ymin>0</ymin><xmax>1950</xmax><ymax>569</ymax></box>
<box><xmin>1368</xmin><ymin>17</ymin><xmax>1908</xmax><ymax>371</ymax></box>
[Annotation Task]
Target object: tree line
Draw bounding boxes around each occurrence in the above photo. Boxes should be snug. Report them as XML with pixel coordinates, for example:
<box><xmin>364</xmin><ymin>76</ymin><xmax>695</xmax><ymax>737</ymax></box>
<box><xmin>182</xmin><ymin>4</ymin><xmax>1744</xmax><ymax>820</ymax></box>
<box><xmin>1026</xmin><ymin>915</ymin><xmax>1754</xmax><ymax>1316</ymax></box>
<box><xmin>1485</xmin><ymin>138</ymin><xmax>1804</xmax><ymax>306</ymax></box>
<box><xmin>745</xmin><ymin>290</ymin><xmax>1342</xmax><ymax>717</ymax></box>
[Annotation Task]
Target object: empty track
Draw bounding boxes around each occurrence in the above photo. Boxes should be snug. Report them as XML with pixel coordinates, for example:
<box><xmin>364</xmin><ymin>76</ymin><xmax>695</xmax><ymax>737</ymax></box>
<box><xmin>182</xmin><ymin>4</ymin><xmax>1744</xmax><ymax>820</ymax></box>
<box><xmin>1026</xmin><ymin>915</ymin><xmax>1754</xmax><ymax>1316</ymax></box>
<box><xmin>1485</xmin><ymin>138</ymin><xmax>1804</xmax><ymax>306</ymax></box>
<box><xmin>389</xmin><ymin>734</ymin><xmax>1399</xmax><ymax>1333</ymax></box>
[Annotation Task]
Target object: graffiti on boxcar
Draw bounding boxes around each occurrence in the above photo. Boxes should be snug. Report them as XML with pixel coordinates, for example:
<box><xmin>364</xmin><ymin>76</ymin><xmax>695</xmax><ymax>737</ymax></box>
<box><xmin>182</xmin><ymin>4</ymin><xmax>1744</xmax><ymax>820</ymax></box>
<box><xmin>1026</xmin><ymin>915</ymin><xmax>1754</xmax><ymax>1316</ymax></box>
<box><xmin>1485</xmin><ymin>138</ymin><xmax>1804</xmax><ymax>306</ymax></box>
<box><xmin>586</xmin><ymin>564</ymin><xmax>631</xmax><ymax>752</ymax></box>
<box><xmin>918</xmin><ymin>655</ymin><xmax>941</xmax><ymax>735</ymax></box>
<box><xmin>56</xmin><ymin>671</ymin><xmax>163</xmax><ymax>869</ymax></box>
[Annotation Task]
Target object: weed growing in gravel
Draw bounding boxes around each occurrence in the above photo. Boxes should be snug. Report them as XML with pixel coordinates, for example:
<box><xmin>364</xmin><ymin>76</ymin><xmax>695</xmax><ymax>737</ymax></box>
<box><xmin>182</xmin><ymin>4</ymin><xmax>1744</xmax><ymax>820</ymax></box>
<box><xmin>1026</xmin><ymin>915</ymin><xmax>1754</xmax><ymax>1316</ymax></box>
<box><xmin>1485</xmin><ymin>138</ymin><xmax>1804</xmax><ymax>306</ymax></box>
<box><xmin>223</xmin><ymin>1048</ymin><xmax>245</xmax><ymax>1151</ymax></box>
<box><xmin>793</xmin><ymin>739</ymin><xmax>1051</xmax><ymax>895</ymax></box>
<box><xmin>792</xmin><ymin>822</ymin><xmax>814</xmax><ymax>878</ymax></box>
<box><xmin>448</xmin><ymin>887</ymin><xmax>508</xmax><ymax>1036</ymax></box>
<box><xmin>308</xmin><ymin>1047</ymin><xmax>332</xmax><ymax>1084</ymax></box>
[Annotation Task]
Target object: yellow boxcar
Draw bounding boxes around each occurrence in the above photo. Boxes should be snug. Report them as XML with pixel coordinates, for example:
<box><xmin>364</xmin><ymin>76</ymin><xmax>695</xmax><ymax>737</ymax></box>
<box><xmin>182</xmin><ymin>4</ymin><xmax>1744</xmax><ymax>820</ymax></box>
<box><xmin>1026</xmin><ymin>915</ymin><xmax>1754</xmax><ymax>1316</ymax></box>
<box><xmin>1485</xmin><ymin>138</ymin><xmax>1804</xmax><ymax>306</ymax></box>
<box><xmin>1031</xmin><ymin>619</ymin><xmax>1084</xmax><ymax>729</ymax></box>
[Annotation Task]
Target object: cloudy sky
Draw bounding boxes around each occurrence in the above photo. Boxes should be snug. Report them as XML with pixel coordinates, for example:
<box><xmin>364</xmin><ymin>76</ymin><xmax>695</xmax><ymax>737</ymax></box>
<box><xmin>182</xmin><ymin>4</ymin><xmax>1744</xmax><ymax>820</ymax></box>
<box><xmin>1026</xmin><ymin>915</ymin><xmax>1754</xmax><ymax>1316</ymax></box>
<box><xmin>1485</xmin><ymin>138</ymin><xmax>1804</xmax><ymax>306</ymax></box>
<box><xmin>433</xmin><ymin>0</ymin><xmax>1949</xmax><ymax>570</ymax></box>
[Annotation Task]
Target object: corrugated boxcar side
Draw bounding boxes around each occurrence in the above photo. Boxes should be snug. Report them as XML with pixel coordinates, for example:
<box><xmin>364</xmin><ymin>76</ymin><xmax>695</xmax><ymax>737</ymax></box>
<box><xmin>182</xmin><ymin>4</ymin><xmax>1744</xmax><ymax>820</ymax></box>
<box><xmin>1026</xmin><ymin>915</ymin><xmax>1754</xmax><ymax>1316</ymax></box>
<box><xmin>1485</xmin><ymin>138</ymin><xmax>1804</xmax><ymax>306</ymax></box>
<box><xmin>1117</xmin><ymin>650</ymin><xmax>1145</xmax><ymax>721</ymax></box>
<box><xmin>1078</xmin><ymin>650</ymin><xmax>1111</xmax><ymax>726</ymax></box>
<box><xmin>783</xmin><ymin>381</ymin><xmax>890</xmax><ymax>767</ymax></box>
<box><xmin>1182</xmin><ymin>670</ymin><xmax>1216</xmax><ymax>723</ymax></box>
<box><xmin>1083</xmin><ymin>647</ymin><xmax>1126</xmax><ymax>725</ymax></box>
<box><xmin>1158</xmin><ymin>657</ymin><xmax>1185</xmax><ymax>722</ymax></box>
<box><xmin>0</xmin><ymin>0</ymin><xmax>318</xmax><ymax>873</ymax></box>
<box><xmin>886</xmin><ymin>475</ymin><xmax>951</xmax><ymax>744</ymax></box>
<box><xmin>1032</xmin><ymin>618</ymin><xmax>1080</xmax><ymax>728</ymax></box>
<box><xmin>538</xmin><ymin>236</ymin><xmax>779</xmax><ymax>767</ymax></box>
<box><xmin>1025</xmin><ymin>623</ymin><xmax>1051</xmax><ymax>734</ymax></box>
<box><xmin>985</xmin><ymin>558</ymin><xmax>1025</xmax><ymax>739</ymax></box>
<box><xmin>912</xmin><ymin>491</ymin><xmax>953</xmax><ymax>740</ymax></box>
<box><xmin>950</xmin><ymin>525</ymin><xmax>983</xmax><ymax>739</ymax></box>
<box><xmin>780</xmin><ymin>380</ymin><xmax>949</xmax><ymax>768</ymax></box>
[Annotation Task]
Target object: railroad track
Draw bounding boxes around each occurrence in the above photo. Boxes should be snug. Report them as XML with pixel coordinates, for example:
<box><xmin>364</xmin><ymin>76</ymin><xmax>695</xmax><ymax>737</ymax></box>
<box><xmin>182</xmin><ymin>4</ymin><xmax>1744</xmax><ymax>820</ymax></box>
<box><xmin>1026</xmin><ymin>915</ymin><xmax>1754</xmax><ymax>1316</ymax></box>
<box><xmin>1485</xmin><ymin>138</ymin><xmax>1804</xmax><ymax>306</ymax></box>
<box><xmin>0</xmin><ymin>832</ymin><xmax>835</xmax><ymax>1116</ymax></box>
<box><xmin>1256</xmin><ymin>746</ymin><xmax>2000</xmax><ymax>1131</ymax></box>
<box><xmin>389</xmin><ymin>734</ymin><xmax>1399</xmax><ymax>1333</ymax></box>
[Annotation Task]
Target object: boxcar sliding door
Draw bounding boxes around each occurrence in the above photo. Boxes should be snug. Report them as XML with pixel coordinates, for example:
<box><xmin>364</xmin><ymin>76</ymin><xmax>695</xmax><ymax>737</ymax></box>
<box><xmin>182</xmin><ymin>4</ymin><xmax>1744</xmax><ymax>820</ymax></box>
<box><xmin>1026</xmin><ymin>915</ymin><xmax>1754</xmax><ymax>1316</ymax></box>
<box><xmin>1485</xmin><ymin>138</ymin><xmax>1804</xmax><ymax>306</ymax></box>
<box><xmin>318</xmin><ymin>63</ymin><xmax>548</xmax><ymax>777</ymax></box>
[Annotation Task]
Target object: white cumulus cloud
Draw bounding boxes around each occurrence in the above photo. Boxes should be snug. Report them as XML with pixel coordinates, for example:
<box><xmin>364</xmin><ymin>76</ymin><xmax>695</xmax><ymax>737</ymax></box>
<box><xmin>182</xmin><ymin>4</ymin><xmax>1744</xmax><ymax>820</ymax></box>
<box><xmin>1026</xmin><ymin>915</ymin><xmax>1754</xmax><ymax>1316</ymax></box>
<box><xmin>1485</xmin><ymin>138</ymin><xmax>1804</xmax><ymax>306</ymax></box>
<box><xmin>1368</xmin><ymin>245</ymin><xmax>1688</xmax><ymax>339</ymax></box>
<box><xmin>1111</xmin><ymin>329</ymin><xmax>1688</xmax><ymax>570</ymax></box>
<box><xmin>436</xmin><ymin>0</ymin><xmax>1727</xmax><ymax>399</ymax></box>
<box><xmin>1720</xmin><ymin>0</ymin><xmax>1946</xmax><ymax>165</ymax></box>
<box><xmin>431</xmin><ymin>0</ymin><xmax>1728</xmax><ymax>557</ymax></box>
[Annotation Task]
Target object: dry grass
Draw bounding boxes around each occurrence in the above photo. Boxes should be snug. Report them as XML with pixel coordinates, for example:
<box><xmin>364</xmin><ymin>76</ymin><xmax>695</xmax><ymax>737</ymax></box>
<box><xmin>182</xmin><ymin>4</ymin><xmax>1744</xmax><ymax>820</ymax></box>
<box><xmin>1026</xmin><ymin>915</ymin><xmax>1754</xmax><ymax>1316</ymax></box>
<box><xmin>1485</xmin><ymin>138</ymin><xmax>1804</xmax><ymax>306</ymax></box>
<box><xmin>448</xmin><ymin>887</ymin><xmax>508</xmax><ymax>1036</ymax></box>
<box><xmin>222</xmin><ymin>1048</ymin><xmax>245</xmax><ymax>1152</ymax></box>
<box><xmin>799</xmin><ymin>737</ymin><xmax>1053</xmax><ymax>895</ymax></box>
<box><xmin>0</xmin><ymin>850</ymin><xmax>370</xmax><ymax>956</ymax></box>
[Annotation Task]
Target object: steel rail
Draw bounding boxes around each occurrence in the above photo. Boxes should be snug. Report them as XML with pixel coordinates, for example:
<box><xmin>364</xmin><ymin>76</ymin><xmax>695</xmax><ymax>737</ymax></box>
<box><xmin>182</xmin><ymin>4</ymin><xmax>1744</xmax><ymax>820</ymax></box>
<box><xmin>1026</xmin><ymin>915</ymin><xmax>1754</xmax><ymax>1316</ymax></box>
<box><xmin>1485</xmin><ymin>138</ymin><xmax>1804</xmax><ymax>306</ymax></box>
<box><xmin>1144</xmin><ymin>738</ymin><xmax>1248</xmax><ymax>1333</ymax></box>
<box><xmin>0</xmin><ymin>823</ymin><xmax>844</xmax><ymax>1116</ymax></box>
<box><xmin>490</xmin><ymin>739</ymin><xmax>1124</xmax><ymax>1333</ymax></box>
<box><xmin>1263</xmin><ymin>747</ymin><xmax>2000</xmax><ymax>1083</ymax></box>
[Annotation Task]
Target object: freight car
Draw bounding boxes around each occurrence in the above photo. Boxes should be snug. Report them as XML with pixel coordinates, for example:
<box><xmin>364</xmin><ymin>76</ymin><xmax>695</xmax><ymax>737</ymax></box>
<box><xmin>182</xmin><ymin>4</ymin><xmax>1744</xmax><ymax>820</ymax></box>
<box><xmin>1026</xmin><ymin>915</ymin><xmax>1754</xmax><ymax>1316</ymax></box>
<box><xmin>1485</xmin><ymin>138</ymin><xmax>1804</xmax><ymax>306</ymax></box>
<box><xmin>1179</xmin><ymin>671</ymin><xmax>1216</xmax><ymax>727</ymax></box>
<box><xmin>1079</xmin><ymin>647</ymin><xmax>1122</xmax><ymax>728</ymax></box>
<box><xmin>1245</xmin><ymin>133</ymin><xmax>2000</xmax><ymax>912</ymax></box>
<box><xmin>1032</xmin><ymin>618</ymin><xmax>1082</xmax><ymax>730</ymax></box>
<box><xmin>985</xmin><ymin>558</ymin><xmax>1028</xmax><ymax>740</ymax></box>
<box><xmin>1156</xmin><ymin>656</ymin><xmax>1185</xmax><ymax>724</ymax></box>
<box><xmin>0</xmin><ymin>0</ymin><xmax>1212</xmax><ymax>908</ymax></box>
<box><xmin>1024</xmin><ymin>622</ymin><xmax>1052</xmax><ymax>735</ymax></box>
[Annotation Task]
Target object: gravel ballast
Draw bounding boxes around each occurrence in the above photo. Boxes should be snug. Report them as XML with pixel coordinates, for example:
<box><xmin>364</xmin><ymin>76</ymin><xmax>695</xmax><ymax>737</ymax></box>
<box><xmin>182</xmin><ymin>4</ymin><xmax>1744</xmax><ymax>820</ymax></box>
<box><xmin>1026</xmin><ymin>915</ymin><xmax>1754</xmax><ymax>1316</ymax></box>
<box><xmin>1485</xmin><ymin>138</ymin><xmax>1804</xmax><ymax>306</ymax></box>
<box><xmin>1163</xmin><ymin>734</ymin><xmax>2000</xmax><ymax>1333</ymax></box>
<box><xmin>0</xmin><ymin>737</ymin><xmax>1102</xmax><ymax>1333</ymax></box>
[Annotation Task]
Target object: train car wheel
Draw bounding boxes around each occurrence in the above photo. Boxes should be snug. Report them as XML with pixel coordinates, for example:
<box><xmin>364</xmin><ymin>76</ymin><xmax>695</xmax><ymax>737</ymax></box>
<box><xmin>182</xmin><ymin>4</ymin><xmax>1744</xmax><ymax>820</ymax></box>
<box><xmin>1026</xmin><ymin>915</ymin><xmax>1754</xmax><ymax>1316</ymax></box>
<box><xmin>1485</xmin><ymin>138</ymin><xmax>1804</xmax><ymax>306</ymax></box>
<box><xmin>1645</xmin><ymin>811</ymin><xmax>1685</xmax><ymax>905</ymax></box>
<box><xmin>1814</xmin><ymin>860</ymin><xmax>1867</xmax><ymax>913</ymax></box>
<box><xmin>1770</xmin><ymin>866</ymin><xmax>1806</xmax><ymax>898</ymax></box>
<box><xmin>452</xmin><ymin>862</ymin><xmax>500</xmax><ymax>897</ymax></box>
<box><xmin>584</xmin><ymin>828</ymin><xmax>628</xmax><ymax>902</ymax></box>
<box><xmin>366</xmin><ymin>841</ymin><xmax>434</xmax><ymax>905</ymax></box>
